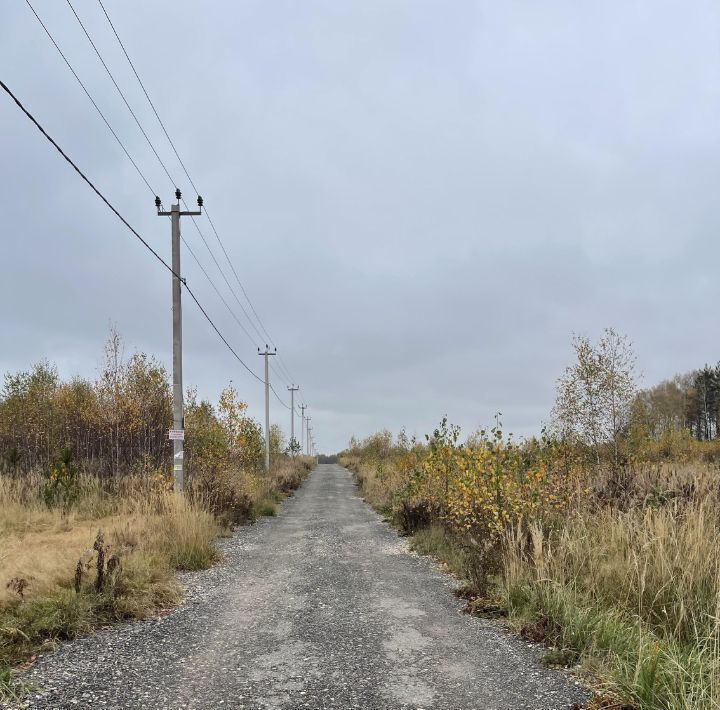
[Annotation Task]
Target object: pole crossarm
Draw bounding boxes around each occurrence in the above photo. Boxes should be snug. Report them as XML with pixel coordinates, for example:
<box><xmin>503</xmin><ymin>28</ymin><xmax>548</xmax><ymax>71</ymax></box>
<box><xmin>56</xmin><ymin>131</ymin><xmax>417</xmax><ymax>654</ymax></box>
<box><xmin>158</xmin><ymin>210</ymin><xmax>201</xmax><ymax>217</ymax></box>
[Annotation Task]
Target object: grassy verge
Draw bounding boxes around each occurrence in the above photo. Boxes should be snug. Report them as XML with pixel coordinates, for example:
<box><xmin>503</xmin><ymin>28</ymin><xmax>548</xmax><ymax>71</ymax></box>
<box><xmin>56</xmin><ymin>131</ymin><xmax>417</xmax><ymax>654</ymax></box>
<box><xmin>409</xmin><ymin>525</ymin><xmax>473</xmax><ymax>580</ymax></box>
<box><xmin>0</xmin><ymin>456</ymin><xmax>314</xmax><ymax>697</ymax></box>
<box><xmin>505</xmin><ymin>582</ymin><xmax>720</xmax><ymax>709</ymax></box>
<box><xmin>0</xmin><ymin>487</ymin><xmax>214</xmax><ymax>696</ymax></box>
<box><xmin>502</xmin><ymin>505</ymin><xmax>720</xmax><ymax>709</ymax></box>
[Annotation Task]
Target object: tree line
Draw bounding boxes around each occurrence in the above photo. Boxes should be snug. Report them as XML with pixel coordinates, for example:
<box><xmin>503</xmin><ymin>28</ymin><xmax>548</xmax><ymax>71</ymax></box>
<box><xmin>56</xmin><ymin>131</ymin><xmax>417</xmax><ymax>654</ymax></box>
<box><xmin>0</xmin><ymin>330</ymin><xmax>292</xmax><ymax>479</ymax></box>
<box><xmin>635</xmin><ymin>366</ymin><xmax>720</xmax><ymax>442</ymax></box>
<box><xmin>552</xmin><ymin>328</ymin><xmax>720</xmax><ymax>466</ymax></box>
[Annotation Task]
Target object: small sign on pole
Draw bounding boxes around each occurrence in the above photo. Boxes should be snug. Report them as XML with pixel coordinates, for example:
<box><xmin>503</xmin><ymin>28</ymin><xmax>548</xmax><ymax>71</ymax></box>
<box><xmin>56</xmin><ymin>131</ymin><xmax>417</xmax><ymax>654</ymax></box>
<box><xmin>168</xmin><ymin>429</ymin><xmax>185</xmax><ymax>441</ymax></box>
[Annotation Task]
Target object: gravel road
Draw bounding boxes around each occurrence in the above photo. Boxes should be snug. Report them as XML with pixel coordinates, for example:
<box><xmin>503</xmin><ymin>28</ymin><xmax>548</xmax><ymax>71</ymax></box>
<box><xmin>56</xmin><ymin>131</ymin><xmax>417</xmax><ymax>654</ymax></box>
<box><xmin>8</xmin><ymin>464</ymin><xmax>588</xmax><ymax>709</ymax></box>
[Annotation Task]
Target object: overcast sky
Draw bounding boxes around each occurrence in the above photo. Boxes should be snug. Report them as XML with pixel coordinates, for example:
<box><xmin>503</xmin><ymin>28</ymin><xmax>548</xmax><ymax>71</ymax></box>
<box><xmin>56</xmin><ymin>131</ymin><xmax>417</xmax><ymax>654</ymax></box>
<box><xmin>2</xmin><ymin>1</ymin><xmax>720</xmax><ymax>453</ymax></box>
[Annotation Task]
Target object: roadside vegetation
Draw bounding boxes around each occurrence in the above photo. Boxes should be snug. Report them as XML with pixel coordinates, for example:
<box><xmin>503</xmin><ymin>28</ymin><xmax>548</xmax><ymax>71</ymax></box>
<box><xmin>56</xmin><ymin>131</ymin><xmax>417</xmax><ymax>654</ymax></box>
<box><xmin>341</xmin><ymin>328</ymin><xmax>720</xmax><ymax>709</ymax></box>
<box><xmin>0</xmin><ymin>330</ymin><xmax>313</xmax><ymax>695</ymax></box>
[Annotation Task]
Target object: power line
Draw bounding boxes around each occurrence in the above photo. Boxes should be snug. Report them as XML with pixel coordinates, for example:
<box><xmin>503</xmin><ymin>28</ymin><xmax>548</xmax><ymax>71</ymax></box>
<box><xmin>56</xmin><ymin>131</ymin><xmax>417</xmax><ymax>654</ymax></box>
<box><xmin>270</xmin><ymin>383</ymin><xmax>292</xmax><ymax>410</ymax></box>
<box><xmin>180</xmin><ymin>235</ymin><xmax>259</xmax><ymax>347</ymax></box>
<box><xmin>24</xmin><ymin>3</ymin><xmax>299</xmax><ymax>414</ymax></box>
<box><xmin>180</xmin><ymin>224</ymin><xmax>292</xmax><ymax>386</ymax></box>
<box><xmin>273</xmin><ymin>348</ymin><xmax>296</xmax><ymax>386</ymax></box>
<box><xmin>0</xmin><ymin>79</ymin><xmax>264</xmax><ymax>386</ymax></box>
<box><xmin>65</xmin><ymin>0</ymin><xmax>177</xmax><ymax>187</ymax></box>
<box><xmin>26</xmin><ymin>0</ymin><xmax>274</xmax><ymax>384</ymax></box>
<box><xmin>24</xmin><ymin>0</ymin><xmax>155</xmax><ymax>196</ymax></box>
<box><xmin>64</xmin><ymin>0</ymin><xmax>276</xmax><ymax>365</ymax></box>
<box><xmin>96</xmin><ymin>0</ymin><xmax>297</xmax><ymax>383</ymax></box>
<box><xmin>96</xmin><ymin>0</ymin><xmax>200</xmax><ymax>214</ymax></box>
<box><xmin>277</xmin><ymin>355</ymin><xmax>297</xmax><ymax>386</ymax></box>
<box><xmin>185</xmin><ymin>212</ymin><xmax>266</xmax><ymax>349</ymax></box>
<box><xmin>187</xmin><ymin>292</ymin><xmax>263</xmax><ymax>384</ymax></box>
<box><xmin>92</xmin><ymin>0</ymin><xmax>298</xmax><ymax>396</ymax></box>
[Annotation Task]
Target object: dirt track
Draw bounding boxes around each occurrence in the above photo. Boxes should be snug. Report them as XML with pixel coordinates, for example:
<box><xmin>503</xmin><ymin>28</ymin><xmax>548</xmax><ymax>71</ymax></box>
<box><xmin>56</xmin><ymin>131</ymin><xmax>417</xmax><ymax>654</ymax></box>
<box><xmin>12</xmin><ymin>464</ymin><xmax>587</xmax><ymax>709</ymax></box>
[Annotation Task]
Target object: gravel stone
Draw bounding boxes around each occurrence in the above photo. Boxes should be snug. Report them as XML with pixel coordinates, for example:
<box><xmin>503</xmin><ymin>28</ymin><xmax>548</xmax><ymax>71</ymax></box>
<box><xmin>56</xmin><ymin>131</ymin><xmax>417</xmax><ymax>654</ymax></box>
<box><xmin>4</xmin><ymin>464</ymin><xmax>590</xmax><ymax>709</ymax></box>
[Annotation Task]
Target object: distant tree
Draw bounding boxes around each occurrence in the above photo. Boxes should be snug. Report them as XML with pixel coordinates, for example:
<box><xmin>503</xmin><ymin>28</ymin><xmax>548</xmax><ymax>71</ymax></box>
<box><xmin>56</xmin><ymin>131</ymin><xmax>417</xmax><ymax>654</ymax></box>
<box><xmin>361</xmin><ymin>430</ymin><xmax>393</xmax><ymax>462</ymax></box>
<box><xmin>686</xmin><ymin>366</ymin><xmax>720</xmax><ymax>441</ymax></box>
<box><xmin>0</xmin><ymin>334</ymin><xmax>272</xmax><ymax>481</ymax></box>
<box><xmin>286</xmin><ymin>437</ymin><xmax>302</xmax><ymax>458</ymax></box>
<box><xmin>97</xmin><ymin>327</ymin><xmax>125</xmax><ymax>478</ymax></box>
<box><xmin>218</xmin><ymin>385</ymin><xmax>264</xmax><ymax>471</ymax></box>
<box><xmin>0</xmin><ymin>360</ymin><xmax>59</xmax><ymax>470</ymax></box>
<box><xmin>553</xmin><ymin>328</ymin><xmax>637</xmax><ymax>467</ymax></box>
<box><xmin>633</xmin><ymin>375</ymin><xmax>691</xmax><ymax>438</ymax></box>
<box><xmin>269</xmin><ymin>424</ymin><xmax>285</xmax><ymax>457</ymax></box>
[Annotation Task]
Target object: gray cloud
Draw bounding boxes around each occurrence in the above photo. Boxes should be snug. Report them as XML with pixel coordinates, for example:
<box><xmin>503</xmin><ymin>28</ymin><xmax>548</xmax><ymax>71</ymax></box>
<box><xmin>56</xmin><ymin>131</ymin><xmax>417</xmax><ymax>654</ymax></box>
<box><xmin>2</xmin><ymin>0</ymin><xmax>720</xmax><ymax>452</ymax></box>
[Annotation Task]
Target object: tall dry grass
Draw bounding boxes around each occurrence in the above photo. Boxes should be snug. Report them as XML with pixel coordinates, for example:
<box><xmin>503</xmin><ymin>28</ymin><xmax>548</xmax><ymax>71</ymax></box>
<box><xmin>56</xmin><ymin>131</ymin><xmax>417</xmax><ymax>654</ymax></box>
<box><xmin>0</xmin><ymin>475</ymin><xmax>220</xmax><ymax>671</ymax></box>
<box><xmin>342</xmin><ymin>455</ymin><xmax>414</xmax><ymax>515</ymax></box>
<box><xmin>504</xmin><ymin>494</ymin><xmax>720</xmax><ymax>708</ymax></box>
<box><xmin>1</xmin><ymin>474</ymin><xmax>220</xmax><ymax>599</ymax></box>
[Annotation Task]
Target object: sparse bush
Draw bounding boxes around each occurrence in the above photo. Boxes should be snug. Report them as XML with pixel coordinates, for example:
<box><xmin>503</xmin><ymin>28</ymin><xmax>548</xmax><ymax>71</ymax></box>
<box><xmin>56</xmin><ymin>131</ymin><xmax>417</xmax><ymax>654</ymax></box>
<box><xmin>346</xmin><ymin>418</ymin><xmax>582</xmax><ymax>590</ymax></box>
<box><xmin>252</xmin><ymin>496</ymin><xmax>278</xmax><ymax>518</ymax></box>
<box><xmin>43</xmin><ymin>447</ymin><xmax>81</xmax><ymax>513</ymax></box>
<box><xmin>396</xmin><ymin>498</ymin><xmax>432</xmax><ymax>534</ymax></box>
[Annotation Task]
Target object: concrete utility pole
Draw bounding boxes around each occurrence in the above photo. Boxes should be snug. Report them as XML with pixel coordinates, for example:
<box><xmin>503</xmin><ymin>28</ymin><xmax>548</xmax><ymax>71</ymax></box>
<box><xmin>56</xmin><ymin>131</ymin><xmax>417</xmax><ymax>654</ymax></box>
<box><xmin>156</xmin><ymin>190</ymin><xmax>202</xmax><ymax>492</ymax></box>
<box><xmin>299</xmin><ymin>404</ymin><xmax>306</xmax><ymax>457</ymax></box>
<box><xmin>307</xmin><ymin>424</ymin><xmax>312</xmax><ymax>456</ymax></box>
<box><xmin>288</xmin><ymin>385</ymin><xmax>299</xmax><ymax>453</ymax></box>
<box><xmin>258</xmin><ymin>345</ymin><xmax>276</xmax><ymax>471</ymax></box>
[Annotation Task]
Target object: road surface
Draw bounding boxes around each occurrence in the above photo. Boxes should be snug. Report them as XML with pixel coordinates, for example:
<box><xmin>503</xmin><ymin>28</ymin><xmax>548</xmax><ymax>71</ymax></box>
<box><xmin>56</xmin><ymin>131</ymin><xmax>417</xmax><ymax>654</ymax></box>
<box><xmin>12</xmin><ymin>464</ymin><xmax>587</xmax><ymax>709</ymax></box>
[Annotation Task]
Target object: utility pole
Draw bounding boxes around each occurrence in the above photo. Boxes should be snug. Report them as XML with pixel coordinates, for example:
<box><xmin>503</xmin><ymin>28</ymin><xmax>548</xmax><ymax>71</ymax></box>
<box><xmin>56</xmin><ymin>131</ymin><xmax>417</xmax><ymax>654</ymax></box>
<box><xmin>258</xmin><ymin>345</ymin><xmax>276</xmax><ymax>471</ymax></box>
<box><xmin>288</xmin><ymin>385</ymin><xmax>299</xmax><ymax>454</ymax></box>
<box><xmin>307</xmin><ymin>423</ymin><xmax>312</xmax><ymax>456</ymax></box>
<box><xmin>299</xmin><ymin>404</ymin><xmax>306</xmax><ymax>457</ymax></box>
<box><xmin>156</xmin><ymin>189</ymin><xmax>202</xmax><ymax>493</ymax></box>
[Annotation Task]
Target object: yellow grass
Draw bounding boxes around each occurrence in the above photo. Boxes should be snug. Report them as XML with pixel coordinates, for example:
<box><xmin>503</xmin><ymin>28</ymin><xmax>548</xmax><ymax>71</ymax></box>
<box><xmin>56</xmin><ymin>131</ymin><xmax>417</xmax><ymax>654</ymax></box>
<box><xmin>1</xmin><ymin>516</ymin><xmax>119</xmax><ymax>604</ymax></box>
<box><xmin>0</xmin><ymin>474</ymin><xmax>219</xmax><ymax>674</ymax></box>
<box><xmin>0</xmin><ymin>473</ymin><xmax>218</xmax><ymax>605</ymax></box>
<box><xmin>0</xmin><ymin>456</ymin><xmax>314</xmax><ymax>680</ymax></box>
